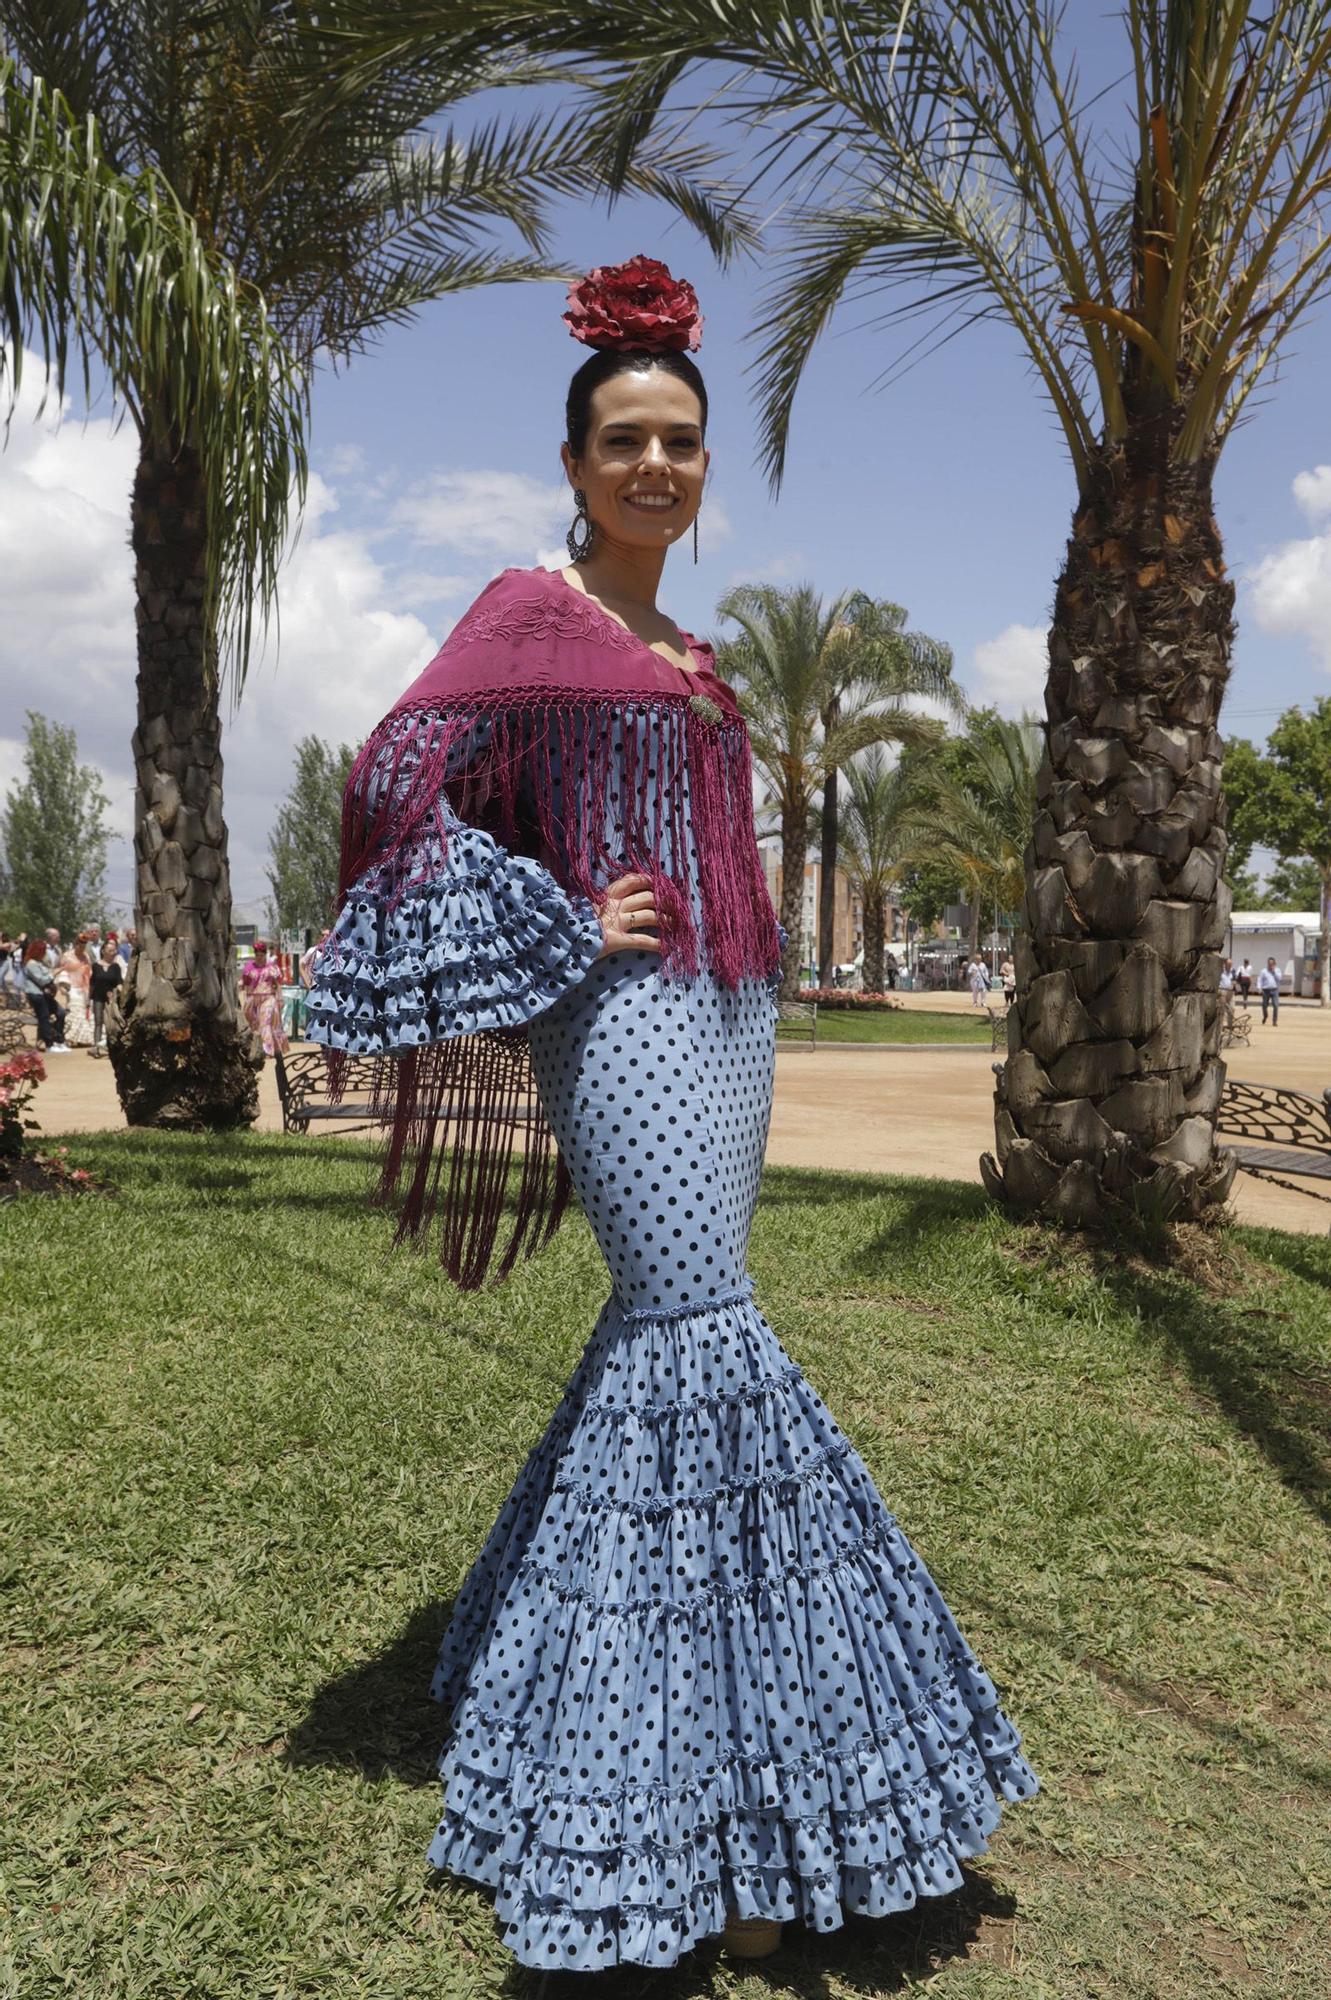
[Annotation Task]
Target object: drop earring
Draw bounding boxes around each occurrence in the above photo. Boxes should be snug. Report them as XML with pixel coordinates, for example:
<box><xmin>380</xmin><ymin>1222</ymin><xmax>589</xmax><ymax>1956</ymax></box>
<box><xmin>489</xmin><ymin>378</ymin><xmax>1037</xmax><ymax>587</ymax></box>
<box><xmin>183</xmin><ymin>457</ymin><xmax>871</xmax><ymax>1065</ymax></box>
<box><xmin>693</xmin><ymin>510</ymin><xmax>699</xmax><ymax>565</ymax></box>
<box><xmin>566</xmin><ymin>489</ymin><xmax>594</xmax><ymax>562</ymax></box>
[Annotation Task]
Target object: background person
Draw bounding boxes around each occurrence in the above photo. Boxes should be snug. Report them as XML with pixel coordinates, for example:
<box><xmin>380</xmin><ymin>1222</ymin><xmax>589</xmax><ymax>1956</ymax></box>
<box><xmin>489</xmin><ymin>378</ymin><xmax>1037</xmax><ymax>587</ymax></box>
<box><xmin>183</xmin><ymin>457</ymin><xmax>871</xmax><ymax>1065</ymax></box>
<box><xmin>1258</xmin><ymin>956</ymin><xmax>1282</xmax><ymax>1025</ymax></box>
<box><xmin>89</xmin><ymin>939</ymin><xmax>124</xmax><ymax>1056</ymax></box>
<box><xmin>239</xmin><ymin>940</ymin><xmax>289</xmax><ymax>1058</ymax></box>
<box><xmin>1236</xmin><ymin>956</ymin><xmax>1254</xmax><ymax>1007</ymax></box>
<box><xmin>59</xmin><ymin>935</ymin><xmax>95</xmax><ymax>1046</ymax></box>
<box><xmin>23</xmin><ymin>940</ymin><xmax>68</xmax><ymax>1051</ymax></box>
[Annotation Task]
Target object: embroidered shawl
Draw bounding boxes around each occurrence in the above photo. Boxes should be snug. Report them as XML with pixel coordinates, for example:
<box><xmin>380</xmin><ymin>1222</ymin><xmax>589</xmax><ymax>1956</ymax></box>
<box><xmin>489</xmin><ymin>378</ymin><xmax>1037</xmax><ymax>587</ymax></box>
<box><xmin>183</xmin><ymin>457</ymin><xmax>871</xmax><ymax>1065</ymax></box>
<box><xmin>317</xmin><ymin>563</ymin><xmax>781</xmax><ymax>1289</ymax></box>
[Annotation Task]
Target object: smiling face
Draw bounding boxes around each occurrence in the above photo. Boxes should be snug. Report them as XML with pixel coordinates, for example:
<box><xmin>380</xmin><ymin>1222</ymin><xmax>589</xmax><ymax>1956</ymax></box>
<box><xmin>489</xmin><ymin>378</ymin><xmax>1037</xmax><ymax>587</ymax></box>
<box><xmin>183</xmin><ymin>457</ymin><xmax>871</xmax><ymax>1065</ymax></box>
<box><xmin>561</xmin><ymin>365</ymin><xmax>708</xmax><ymax>556</ymax></box>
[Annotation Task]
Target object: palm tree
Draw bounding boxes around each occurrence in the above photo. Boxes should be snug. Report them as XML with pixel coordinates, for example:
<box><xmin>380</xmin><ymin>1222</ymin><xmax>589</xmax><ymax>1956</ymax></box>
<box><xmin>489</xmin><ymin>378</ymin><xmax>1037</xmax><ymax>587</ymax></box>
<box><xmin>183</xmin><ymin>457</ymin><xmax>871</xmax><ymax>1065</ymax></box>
<box><xmin>542</xmin><ymin>0</ymin><xmax>1331</xmax><ymax>1227</ymax></box>
<box><xmin>814</xmin><ymin>597</ymin><xmax>954</xmax><ymax>983</ymax></box>
<box><xmin>914</xmin><ymin>716</ymin><xmax>1043</xmax><ymax>964</ymax></box>
<box><xmin>833</xmin><ymin>744</ymin><xmax>932</xmax><ymax>990</ymax></box>
<box><xmin>1</xmin><ymin>3</ymin><xmax>747</xmax><ymax>1127</ymax></box>
<box><xmin>1</xmin><ymin>56</ymin><xmax>307</xmax><ymax>1125</ymax></box>
<box><xmin>714</xmin><ymin>582</ymin><xmax>955</xmax><ymax>996</ymax></box>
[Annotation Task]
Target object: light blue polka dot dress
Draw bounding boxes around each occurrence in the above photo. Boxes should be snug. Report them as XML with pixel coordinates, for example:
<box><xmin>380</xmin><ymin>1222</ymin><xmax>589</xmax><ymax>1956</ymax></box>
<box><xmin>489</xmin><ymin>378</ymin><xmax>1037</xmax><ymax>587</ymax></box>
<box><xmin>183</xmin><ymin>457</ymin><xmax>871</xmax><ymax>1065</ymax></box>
<box><xmin>309</xmin><ymin>698</ymin><xmax>1038</xmax><ymax>1974</ymax></box>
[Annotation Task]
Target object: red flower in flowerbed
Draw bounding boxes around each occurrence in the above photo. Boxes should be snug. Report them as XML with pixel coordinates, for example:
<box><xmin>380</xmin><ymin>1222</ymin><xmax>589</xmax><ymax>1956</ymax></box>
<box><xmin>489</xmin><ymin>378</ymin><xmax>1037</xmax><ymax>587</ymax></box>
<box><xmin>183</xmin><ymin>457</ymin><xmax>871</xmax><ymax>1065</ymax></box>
<box><xmin>0</xmin><ymin>1048</ymin><xmax>106</xmax><ymax>1200</ymax></box>
<box><xmin>797</xmin><ymin>989</ymin><xmax>904</xmax><ymax>1012</ymax></box>
<box><xmin>564</xmin><ymin>255</ymin><xmax>703</xmax><ymax>354</ymax></box>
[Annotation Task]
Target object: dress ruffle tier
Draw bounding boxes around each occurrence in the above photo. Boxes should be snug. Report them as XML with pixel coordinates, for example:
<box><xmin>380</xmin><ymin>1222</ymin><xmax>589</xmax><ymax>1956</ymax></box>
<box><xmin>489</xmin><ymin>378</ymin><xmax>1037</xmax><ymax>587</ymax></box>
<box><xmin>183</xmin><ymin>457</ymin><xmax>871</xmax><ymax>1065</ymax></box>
<box><xmin>305</xmin><ymin>820</ymin><xmax>604</xmax><ymax>1054</ymax></box>
<box><xmin>428</xmin><ymin>1289</ymin><xmax>1037</xmax><ymax>1971</ymax></box>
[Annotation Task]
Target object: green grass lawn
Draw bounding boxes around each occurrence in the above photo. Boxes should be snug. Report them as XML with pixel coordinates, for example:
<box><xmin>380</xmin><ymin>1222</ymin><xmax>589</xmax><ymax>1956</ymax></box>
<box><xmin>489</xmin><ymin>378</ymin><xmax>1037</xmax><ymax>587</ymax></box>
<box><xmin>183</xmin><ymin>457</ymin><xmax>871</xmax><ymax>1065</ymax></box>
<box><xmin>5</xmin><ymin>1131</ymin><xmax>1329</xmax><ymax>1999</ymax></box>
<box><xmin>780</xmin><ymin>1006</ymin><xmax>994</xmax><ymax>1044</ymax></box>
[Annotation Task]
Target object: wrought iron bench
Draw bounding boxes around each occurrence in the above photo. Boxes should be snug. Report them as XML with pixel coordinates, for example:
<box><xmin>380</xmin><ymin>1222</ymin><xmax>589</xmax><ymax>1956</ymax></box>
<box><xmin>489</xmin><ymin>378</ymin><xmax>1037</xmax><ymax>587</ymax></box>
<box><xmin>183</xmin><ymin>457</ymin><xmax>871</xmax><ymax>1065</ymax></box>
<box><xmin>775</xmin><ymin>1000</ymin><xmax>818</xmax><ymax>1047</ymax></box>
<box><xmin>0</xmin><ymin>997</ymin><xmax>30</xmax><ymax>1052</ymax></box>
<box><xmin>1216</xmin><ymin>1079</ymin><xmax>1331</xmax><ymax>1207</ymax></box>
<box><xmin>274</xmin><ymin>1050</ymin><xmax>387</xmax><ymax>1136</ymax></box>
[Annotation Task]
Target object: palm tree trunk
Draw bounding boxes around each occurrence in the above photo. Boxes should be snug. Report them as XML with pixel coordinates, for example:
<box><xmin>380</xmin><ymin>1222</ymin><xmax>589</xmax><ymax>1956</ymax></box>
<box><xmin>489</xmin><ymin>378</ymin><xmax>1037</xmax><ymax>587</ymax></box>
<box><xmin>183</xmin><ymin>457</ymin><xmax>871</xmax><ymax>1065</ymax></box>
<box><xmin>779</xmin><ymin>808</ymin><xmax>806</xmax><ymax>1000</ymax></box>
<box><xmin>863</xmin><ymin>894</ymin><xmax>885</xmax><ymax>993</ymax></box>
<box><xmin>106</xmin><ymin>414</ymin><xmax>260</xmax><ymax>1127</ymax></box>
<box><xmin>818</xmin><ymin>763</ymin><xmax>838</xmax><ymax>984</ymax></box>
<box><xmin>982</xmin><ymin>431</ymin><xmax>1238</xmax><ymax>1227</ymax></box>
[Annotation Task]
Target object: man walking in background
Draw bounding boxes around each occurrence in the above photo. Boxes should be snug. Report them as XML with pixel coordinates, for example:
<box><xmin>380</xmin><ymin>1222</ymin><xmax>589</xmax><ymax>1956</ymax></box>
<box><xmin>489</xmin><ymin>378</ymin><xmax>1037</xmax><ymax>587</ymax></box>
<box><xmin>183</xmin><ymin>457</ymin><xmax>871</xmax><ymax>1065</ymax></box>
<box><xmin>1257</xmin><ymin>957</ymin><xmax>1281</xmax><ymax>1027</ymax></box>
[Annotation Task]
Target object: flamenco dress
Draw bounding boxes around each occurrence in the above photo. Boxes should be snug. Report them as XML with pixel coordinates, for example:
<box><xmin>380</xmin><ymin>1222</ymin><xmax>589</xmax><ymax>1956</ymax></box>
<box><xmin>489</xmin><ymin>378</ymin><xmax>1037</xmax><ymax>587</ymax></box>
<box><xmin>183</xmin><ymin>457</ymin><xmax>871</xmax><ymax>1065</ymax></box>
<box><xmin>306</xmin><ymin>566</ymin><xmax>1037</xmax><ymax>1973</ymax></box>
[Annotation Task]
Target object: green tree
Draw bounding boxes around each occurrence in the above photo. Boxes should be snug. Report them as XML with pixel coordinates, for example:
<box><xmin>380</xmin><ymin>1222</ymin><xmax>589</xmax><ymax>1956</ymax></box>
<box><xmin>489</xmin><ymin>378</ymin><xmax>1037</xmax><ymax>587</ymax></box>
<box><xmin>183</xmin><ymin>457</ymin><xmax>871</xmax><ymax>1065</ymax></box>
<box><xmin>714</xmin><ymin>583</ymin><xmax>955</xmax><ymax>997</ymax></box>
<box><xmin>832</xmin><ymin>745</ymin><xmax>929</xmax><ymax>990</ymax></box>
<box><xmin>1220</xmin><ymin>702</ymin><xmax>1331</xmax><ymax>1005</ymax></box>
<box><xmin>898</xmin><ymin>853</ymin><xmax>965</xmax><ymax>935</ymax></box>
<box><xmin>0</xmin><ymin>712</ymin><xmax>112</xmax><ymax>939</ymax></box>
<box><xmin>266</xmin><ymin>737</ymin><xmax>357</xmax><ymax>939</ymax></box>
<box><xmin>1268</xmin><ymin>856</ymin><xmax>1324</xmax><ymax>911</ymax></box>
<box><xmin>813</xmin><ymin>599</ymin><xmax>955</xmax><ymax>983</ymax></box>
<box><xmin>1</xmin><ymin>9</ymin><xmax>745</xmax><ymax>1129</ymax></box>
<box><xmin>914</xmin><ymin>716</ymin><xmax>1044</xmax><ymax>958</ymax></box>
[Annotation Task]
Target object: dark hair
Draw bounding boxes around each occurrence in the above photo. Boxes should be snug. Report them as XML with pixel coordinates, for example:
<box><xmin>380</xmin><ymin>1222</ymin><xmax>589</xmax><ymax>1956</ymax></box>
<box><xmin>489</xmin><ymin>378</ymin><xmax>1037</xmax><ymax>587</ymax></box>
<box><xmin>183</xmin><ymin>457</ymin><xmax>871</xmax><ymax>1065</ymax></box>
<box><xmin>565</xmin><ymin>349</ymin><xmax>708</xmax><ymax>457</ymax></box>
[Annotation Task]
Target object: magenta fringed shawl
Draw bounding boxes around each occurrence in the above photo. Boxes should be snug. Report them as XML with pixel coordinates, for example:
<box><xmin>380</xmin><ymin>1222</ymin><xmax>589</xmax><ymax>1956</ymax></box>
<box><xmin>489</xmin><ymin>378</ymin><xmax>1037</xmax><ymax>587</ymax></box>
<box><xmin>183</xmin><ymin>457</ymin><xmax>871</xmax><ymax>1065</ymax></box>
<box><xmin>331</xmin><ymin>564</ymin><xmax>780</xmax><ymax>1289</ymax></box>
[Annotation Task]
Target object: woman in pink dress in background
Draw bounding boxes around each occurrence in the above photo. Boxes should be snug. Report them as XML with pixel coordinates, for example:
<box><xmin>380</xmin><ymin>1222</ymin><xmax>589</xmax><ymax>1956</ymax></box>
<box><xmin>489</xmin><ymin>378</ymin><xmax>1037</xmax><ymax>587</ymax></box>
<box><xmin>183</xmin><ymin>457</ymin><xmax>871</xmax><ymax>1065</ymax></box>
<box><xmin>239</xmin><ymin>940</ymin><xmax>290</xmax><ymax>1058</ymax></box>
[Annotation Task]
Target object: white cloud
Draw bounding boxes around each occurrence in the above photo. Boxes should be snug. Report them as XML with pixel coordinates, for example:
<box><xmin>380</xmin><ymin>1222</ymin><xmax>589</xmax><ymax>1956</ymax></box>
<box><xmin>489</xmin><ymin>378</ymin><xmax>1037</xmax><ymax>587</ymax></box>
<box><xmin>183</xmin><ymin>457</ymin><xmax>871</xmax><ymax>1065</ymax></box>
<box><xmin>1246</xmin><ymin>469</ymin><xmax>1331</xmax><ymax>671</ymax></box>
<box><xmin>726</xmin><ymin>546</ymin><xmax>806</xmax><ymax>587</ymax></box>
<box><xmin>1292</xmin><ymin>464</ymin><xmax>1331</xmax><ymax>521</ymax></box>
<box><xmin>0</xmin><ymin>361</ymin><xmax>436</xmax><ymax>912</ymax></box>
<box><xmin>393</xmin><ymin>469</ymin><xmax>571</xmax><ymax>564</ymax></box>
<box><xmin>970</xmin><ymin>622</ymin><xmax>1048</xmax><ymax>713</ymax></box>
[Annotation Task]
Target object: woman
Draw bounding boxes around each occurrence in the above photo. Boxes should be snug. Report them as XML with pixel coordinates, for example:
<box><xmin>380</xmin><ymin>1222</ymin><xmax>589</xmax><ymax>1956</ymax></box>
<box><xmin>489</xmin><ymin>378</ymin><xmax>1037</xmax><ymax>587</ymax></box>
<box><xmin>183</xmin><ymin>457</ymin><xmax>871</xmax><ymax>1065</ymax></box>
<box><xmin>967</xmin><ymin>955</ymin><xmax>990</xmax><ymax>1008</ymax></box>
<box><xmin>239</xmin><ymin>941</ymin><xmax>289</xmax><ymax>1058</ymax></box>
<box><xmin>89</xmin><ymin>939</ymin><xmax>124</xmax><ymax>1055</ymax></box>
<box><xmin>59</xmin><ymin>934</ymin><xmax>95</xmax><ymax>1046</ymax></box>
<box><xmin>21</xmin><ymin>939</ymin><xmax>68</xmax><ymax>1051</ymax></box>
<box><xmin>308</xmin><ymin>258</ymin><xmax>1036</xmax><ymax>1978</ymax></box>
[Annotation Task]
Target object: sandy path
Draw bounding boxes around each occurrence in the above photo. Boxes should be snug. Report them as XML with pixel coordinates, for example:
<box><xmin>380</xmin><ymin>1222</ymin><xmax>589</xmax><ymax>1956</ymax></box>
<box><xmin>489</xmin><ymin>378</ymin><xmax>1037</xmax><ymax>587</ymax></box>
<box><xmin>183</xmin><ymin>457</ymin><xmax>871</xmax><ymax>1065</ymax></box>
<box><xmin>23</xmin><ymin>993</ymin><xmax>1331</xmax><ymax>1235</ymax></box>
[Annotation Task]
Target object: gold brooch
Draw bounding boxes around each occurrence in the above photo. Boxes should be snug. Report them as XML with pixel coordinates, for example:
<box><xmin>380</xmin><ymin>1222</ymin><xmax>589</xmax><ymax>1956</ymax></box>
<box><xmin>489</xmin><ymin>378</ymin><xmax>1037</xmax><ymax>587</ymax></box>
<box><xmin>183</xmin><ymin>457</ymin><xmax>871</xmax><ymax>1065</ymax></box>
<box><xmin>688</xmin><ymin>692</ymin><xmax>724</xmax><ymax>726</ymax></box>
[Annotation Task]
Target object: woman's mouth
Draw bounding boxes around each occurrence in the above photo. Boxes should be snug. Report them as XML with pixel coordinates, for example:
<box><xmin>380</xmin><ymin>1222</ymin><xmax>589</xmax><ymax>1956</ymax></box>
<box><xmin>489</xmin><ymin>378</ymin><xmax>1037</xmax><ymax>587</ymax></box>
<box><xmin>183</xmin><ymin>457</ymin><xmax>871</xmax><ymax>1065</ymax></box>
<box><xmin>622</xmin><ymin>492</ymin><xmax>679</xmax><ymax>513</ymax></box>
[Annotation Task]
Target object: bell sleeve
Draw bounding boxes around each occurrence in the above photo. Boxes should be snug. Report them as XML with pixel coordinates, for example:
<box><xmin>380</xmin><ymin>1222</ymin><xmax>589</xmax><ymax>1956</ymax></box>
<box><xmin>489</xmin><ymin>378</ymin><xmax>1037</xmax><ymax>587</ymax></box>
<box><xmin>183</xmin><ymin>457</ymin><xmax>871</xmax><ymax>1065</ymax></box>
<box><xmin>305</xmin><ymin>711</ymin><xmax>604</xmax><ymax>1055</ymax></box>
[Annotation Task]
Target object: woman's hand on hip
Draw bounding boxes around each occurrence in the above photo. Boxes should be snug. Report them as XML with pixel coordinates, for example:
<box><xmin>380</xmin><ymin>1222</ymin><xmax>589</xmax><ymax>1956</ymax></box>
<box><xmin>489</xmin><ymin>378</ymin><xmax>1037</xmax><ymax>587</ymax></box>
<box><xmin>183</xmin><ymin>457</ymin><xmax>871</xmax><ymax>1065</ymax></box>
<box><xmin>594</xmin><ymin>871</ymin><xmax>662</xmax><ymax>959</ymax></box>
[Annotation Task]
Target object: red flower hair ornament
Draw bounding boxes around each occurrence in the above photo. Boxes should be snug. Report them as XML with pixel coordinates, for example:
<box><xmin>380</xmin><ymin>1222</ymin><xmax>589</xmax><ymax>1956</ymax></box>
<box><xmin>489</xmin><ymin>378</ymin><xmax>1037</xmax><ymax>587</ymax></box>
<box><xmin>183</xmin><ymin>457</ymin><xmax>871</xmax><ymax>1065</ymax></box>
<box><xmin>564</xmin><ymin>255</ymin><xmax>703</xmax><ymax>354</ymax></box>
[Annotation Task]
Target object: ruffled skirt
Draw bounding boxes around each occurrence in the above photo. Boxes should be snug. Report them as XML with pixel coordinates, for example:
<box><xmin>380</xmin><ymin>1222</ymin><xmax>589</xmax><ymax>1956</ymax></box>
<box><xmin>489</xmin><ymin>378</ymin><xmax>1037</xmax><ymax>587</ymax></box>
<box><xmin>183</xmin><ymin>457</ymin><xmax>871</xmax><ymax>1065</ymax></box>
<box><xmin>426</xmin><ymin>957</ymin><xmax>1037</xmax><ymax>1969</ymax></box>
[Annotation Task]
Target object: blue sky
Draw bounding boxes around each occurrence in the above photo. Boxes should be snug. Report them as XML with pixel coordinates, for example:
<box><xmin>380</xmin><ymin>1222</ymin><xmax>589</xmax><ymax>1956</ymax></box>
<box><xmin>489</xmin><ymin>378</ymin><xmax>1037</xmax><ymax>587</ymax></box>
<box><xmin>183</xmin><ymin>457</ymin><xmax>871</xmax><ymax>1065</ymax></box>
<box><xmin>2</xmin><ymin>13</ymin><xmax>1330</xmax><ymax>917</ymax></box>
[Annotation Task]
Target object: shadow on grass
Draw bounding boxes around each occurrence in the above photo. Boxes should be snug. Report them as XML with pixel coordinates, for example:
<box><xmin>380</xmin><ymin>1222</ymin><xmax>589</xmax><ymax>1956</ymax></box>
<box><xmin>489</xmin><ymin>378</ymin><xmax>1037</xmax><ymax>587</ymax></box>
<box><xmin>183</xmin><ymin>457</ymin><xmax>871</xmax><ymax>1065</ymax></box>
<box><xmin>763</xmin><ymin>1158</ymin><xmax>1331</xmax><ymax>1539</ymax></box>
<box><xmin>285</xmin><ymin>1598</ymin><xmax>451</xmax><ymax>1788</ymax></box>
<box><xmin>1094</xmin><ymin>1253</ymin><xmax>1331</xmax><ymax>1531</ymax></box>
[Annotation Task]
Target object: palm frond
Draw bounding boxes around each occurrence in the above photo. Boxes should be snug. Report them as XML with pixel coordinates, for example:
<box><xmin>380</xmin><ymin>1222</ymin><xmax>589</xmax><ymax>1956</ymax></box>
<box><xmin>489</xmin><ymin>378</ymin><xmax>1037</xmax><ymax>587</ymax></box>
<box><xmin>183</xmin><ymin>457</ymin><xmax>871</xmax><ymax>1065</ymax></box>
<box><xmin>0</xmin><ymin>56</ymin><xmax>308</xmax><ymax>695</ymax></box>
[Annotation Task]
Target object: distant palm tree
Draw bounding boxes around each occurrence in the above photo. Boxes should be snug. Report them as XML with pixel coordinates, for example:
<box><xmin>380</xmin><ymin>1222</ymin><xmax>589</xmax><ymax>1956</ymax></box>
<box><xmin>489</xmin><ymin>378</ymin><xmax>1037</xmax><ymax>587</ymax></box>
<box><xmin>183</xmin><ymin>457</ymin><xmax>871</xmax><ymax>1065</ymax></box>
<box><xmin>915</xmin><ymin>717</ymin><xmax>1044</xmax><ymax>960</ymax></box>
<box><xmin>814</xmin><ymin>597</ymin><xmax>955</xmax><ymax>983</ymax></box>
<box><xmin>832</xmin><ymin>745</ymin><xmax>932</xmax><ymax>991</ymax></box>
<box><xmin>714</xmin><ymin>582</ymin><xmax>955</xmax><ymax>997</ymax></box>
<box><xmin>1</xmin><ymin>3</ymin><xmax>747</xmax><ymax>1127</ymax></box>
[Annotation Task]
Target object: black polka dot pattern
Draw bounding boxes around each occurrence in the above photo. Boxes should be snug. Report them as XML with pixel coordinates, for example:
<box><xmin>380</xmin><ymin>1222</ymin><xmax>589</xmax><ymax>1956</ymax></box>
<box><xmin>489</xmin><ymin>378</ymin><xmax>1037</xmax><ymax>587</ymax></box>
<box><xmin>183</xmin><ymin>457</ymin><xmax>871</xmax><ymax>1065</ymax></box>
<box><xmin>426</xmin><ymin>949</ymin><xmax>1039</xmax><ymax>1970</ymax></box>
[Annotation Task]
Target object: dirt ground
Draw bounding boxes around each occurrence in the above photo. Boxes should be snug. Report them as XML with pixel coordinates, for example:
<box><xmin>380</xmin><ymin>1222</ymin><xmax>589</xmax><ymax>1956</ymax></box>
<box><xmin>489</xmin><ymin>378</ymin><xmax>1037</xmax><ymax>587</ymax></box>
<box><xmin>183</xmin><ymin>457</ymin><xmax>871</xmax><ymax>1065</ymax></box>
<box><xmin>25</xmin><ymin>988</ymin><xmax>1331</xmax><ymax>1235</ymax></box>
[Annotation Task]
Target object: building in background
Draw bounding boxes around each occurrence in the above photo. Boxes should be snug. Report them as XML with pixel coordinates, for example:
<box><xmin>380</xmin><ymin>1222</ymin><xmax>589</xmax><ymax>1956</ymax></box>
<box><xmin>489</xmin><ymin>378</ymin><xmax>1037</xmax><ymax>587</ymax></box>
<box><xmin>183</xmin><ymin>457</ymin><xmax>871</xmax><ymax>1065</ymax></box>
<box><xmin>1226</xmin><ymin>910</ymin><xmax>1324</xmax><ymax>995</ymax></box>
<box><xmin>759</xmin><ymin>844</ymin><xmax>884</xmax><ymax>978</ymax></box>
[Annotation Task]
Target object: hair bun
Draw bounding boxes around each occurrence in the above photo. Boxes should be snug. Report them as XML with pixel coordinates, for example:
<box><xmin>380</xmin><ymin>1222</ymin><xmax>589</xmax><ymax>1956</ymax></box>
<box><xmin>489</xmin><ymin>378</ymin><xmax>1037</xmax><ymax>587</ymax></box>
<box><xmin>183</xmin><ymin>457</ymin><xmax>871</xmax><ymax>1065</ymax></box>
<box><xmin>564</xmin><ymin>254</ymin><xmax>703</xmax><ymax>354</ymax></box>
